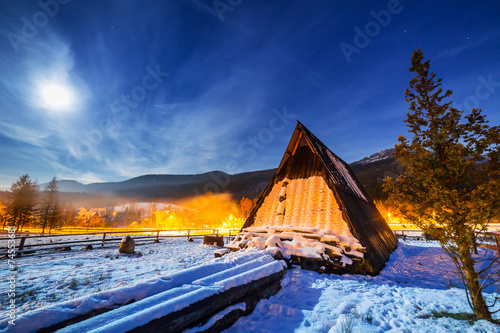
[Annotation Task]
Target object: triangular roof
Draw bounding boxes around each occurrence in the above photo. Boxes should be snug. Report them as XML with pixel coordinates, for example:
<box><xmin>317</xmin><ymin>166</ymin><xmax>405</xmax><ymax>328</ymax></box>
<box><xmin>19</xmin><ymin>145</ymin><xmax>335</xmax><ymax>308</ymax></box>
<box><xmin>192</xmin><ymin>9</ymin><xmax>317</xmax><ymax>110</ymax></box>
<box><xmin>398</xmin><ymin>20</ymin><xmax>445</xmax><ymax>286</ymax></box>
<box><xmin>242</xmin><ymin>121</ymin><xmax>398</xmax><ymax>274</ymax></box>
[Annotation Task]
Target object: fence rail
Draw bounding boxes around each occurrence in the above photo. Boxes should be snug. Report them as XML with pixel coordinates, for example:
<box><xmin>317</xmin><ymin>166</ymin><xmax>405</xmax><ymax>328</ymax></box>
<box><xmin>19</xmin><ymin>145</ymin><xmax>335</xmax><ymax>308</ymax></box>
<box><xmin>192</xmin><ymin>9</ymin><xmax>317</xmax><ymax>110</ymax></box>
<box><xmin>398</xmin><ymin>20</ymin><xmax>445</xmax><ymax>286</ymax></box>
<box><xmin>392</xmin><ymin>229</ymin><xmax>500</xmax><ymax>253</ymax></box>
<box><xmin>0</xmin><ymin>228</ymin><xmax>241</xmax><ymax>256</ymax></box>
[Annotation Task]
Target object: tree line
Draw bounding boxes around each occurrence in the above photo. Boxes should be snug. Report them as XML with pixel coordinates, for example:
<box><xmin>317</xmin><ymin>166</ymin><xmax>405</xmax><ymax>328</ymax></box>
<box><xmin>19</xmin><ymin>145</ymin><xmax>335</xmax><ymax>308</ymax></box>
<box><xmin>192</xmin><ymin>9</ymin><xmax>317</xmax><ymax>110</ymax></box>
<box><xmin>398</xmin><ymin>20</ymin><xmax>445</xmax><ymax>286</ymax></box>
<box><xmin>0</xmin><ymin>176</ymin><xmax>259</xmax><ymax>232</ymax></box>
<box><xmin>0</xmin><ymin>175</ymin><xmax>64</xmax><ymax>233</ymax></box>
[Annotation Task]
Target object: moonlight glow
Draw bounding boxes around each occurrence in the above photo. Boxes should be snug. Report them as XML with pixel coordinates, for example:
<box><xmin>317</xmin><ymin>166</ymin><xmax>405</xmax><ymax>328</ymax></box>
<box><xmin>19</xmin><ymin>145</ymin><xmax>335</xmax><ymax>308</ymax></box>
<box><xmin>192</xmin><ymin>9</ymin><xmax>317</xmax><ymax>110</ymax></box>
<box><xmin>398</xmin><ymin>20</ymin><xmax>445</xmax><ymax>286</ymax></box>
<box><xmin>41</xmin><ymin>85</ymin><xmax>73</xmax><ymax>109</ymax></box>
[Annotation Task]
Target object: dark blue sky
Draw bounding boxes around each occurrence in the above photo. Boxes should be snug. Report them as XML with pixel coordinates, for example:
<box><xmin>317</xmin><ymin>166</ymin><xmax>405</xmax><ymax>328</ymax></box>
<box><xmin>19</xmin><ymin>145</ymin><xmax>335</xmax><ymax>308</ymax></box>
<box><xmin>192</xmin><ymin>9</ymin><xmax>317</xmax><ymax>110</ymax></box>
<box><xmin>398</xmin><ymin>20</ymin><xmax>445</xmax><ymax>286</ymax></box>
<box><xmin>0</xmin><ymin>0</ymin><xmax>499</xmax><ymax>188</ymax></box>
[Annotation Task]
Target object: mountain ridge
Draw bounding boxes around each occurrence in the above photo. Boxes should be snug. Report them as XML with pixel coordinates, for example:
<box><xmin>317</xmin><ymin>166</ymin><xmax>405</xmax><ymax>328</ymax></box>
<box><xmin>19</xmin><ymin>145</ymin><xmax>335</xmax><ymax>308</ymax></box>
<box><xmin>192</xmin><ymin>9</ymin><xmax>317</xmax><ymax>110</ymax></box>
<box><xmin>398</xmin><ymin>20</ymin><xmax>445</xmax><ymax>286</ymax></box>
<box><xmin>55</xmin><ymin>171</ymin><xmax>231</xmax><ymax>194</ymax></box>
<box><xmin>351</xmin><ymin>148</ymin><xmax>395</xmax><ymax>166</ymax></box>
<box><xmin>44</xmin><ymin>148</ymin><xmax>398</xmax><ymax>202</ymax></box>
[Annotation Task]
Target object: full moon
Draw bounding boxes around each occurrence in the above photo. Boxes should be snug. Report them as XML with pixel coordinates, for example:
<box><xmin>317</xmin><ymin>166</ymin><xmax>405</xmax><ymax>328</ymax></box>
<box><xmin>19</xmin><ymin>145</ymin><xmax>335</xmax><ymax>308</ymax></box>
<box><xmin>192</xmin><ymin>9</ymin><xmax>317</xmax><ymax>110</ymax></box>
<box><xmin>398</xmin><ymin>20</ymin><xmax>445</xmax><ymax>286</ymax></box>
<box><xmin>42</xmin><ymin>85</ymin><xmax>72</xmax><ymax>109</ymax></box>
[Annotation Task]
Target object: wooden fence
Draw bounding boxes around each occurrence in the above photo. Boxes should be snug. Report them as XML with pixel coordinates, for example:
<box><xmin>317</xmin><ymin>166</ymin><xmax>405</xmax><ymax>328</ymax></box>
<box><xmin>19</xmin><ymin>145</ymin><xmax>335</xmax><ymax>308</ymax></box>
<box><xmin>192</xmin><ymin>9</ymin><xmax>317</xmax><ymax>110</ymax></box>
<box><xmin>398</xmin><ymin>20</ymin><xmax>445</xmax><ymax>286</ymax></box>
<box><xmin>0</xmin><ymin>228</ymin><xmax>240</xmax><ymax>256</ymax></box>
<box><xmin>393</xmin><ymin>229</ymin><xmax>500</xmax><ymax>253</ymax></box>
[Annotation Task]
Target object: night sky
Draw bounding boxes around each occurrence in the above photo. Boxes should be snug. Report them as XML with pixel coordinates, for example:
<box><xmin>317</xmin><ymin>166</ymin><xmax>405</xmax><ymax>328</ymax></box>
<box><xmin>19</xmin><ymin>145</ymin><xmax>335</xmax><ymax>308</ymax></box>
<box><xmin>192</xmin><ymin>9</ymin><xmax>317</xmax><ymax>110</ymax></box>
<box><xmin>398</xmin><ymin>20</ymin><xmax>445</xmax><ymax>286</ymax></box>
<box><xmin>0</xmin><ymin>1</ymin><xmax>499</xmax><ymax>189</ymax></box>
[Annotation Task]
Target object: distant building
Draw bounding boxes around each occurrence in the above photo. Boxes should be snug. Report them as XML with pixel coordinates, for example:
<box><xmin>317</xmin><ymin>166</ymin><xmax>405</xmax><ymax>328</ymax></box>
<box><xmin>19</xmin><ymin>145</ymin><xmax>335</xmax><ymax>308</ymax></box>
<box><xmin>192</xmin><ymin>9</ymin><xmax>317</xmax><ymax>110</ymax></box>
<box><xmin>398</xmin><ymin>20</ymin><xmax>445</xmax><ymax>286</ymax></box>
<box><xmin>88</xmin><ymin>212</ymin><xmax>104</xmax><ymax>227</ymax></box>
<box><xmin>77</xmin><ymin>207</ymin><xmax>107</xmax><ymax>220</ymax></box>
<box><xmin>75</xmin><ymin>207</ymin><xmax>107</xmax><ymax>227</ymax></box>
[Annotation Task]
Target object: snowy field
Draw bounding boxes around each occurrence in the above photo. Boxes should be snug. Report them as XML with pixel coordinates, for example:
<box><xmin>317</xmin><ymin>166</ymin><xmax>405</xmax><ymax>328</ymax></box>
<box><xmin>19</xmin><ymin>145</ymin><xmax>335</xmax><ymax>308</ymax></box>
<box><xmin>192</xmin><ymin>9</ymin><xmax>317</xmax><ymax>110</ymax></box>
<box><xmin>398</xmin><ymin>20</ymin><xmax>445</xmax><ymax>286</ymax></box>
<box><xmin>225</xmin><ymin>241</ymin><xmax>500</xmax><ymax>333</ymax></box>
<box><xmin>0</xmin><ymin>236</ymin><xmax>216</xmax><ymax>317</ymax></box>
<box><xmin>1</xmin><ymin>236</ymin><xmax>499</xmax><ymax>332</ymax></box>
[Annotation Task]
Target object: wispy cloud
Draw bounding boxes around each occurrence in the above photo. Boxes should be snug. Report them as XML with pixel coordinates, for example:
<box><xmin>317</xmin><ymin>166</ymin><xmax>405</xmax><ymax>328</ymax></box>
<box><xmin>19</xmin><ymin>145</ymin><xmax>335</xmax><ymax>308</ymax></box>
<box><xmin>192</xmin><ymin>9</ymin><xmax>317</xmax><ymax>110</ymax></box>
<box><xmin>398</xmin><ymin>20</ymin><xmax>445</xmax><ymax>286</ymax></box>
<box><xmin>436</xmin><ymin>30</ymin><xmax>500</xmax><ymax>60</ymax></box>
<box><xmin>1</xmin><ymin>0</ymin><xmax>500</xmax><ymax>189</ymax></box>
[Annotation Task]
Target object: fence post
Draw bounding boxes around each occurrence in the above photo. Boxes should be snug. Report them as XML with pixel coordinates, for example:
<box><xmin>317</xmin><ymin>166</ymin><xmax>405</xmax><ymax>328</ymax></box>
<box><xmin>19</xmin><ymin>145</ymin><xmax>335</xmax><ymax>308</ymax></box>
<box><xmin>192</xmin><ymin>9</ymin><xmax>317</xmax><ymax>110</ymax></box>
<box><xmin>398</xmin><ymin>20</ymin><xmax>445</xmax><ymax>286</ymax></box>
<box><xmin>102</xmin><ymin>233</ymin><xmax>106</xmax><ymax>247</ymax></box>
<box><xmin>18</xmin><ymin>237</ymin><xmax>26</xmax><ymax>251</ymax></box>
<box><xmin>495</xmin><ymin>235</ymin><xmax>500</xmax><ymax>254</ymax></box>
<box><xmin>156</xmin><ymin>230</ymin><xmax>160</xmax><ymax>241</ymax></box>
<box><xmin>17</xmin><ymin>237</ymin><xmax>26</xmax><ymax>257</ymax></box>
<box><xmin>187</xmin><ymin>229</ymin><xmax>190</xmax><ymax>241</ymax></box>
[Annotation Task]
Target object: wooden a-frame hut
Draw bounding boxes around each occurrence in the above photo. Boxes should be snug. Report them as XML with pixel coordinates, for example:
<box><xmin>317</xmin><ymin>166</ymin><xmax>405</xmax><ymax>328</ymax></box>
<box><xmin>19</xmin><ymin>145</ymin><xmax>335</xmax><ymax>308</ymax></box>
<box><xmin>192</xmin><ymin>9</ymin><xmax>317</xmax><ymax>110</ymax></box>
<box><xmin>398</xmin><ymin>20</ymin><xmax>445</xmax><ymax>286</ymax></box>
<box><xmin>241</xmin><ymin>121</ymin><xmax>398</xmax><ymax>274</ymax></box>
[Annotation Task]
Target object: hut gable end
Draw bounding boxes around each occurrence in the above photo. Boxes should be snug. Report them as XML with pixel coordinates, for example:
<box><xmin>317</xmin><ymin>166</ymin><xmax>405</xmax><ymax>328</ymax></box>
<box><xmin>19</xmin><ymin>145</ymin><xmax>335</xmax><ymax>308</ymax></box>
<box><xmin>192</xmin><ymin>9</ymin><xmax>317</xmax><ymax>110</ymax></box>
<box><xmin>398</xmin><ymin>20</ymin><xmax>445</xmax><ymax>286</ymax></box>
<box><xmin>242</xmin><ymin>121</ymin><xmax>398</xmax><ymax>274</ymax></box>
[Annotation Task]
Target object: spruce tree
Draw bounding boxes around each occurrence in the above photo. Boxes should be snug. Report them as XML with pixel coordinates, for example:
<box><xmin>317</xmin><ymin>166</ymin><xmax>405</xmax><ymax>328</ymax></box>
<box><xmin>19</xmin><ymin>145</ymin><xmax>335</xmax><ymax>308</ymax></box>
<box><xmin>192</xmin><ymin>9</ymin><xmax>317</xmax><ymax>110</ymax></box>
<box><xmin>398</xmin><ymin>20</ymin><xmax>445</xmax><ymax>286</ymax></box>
<box><xmin>39</xmin><ymin>178</ymin><xmax>61</xmax><ymax>233</ymax></box>
<box><xmin>6</xmin><ymin>174</ymin><xmax>39</xmax><ymax>231</ymax></box>
<box><xmin>384</xmin><ymin>48</ymin><xmax>500</xmax><ymax>321</ymax></box>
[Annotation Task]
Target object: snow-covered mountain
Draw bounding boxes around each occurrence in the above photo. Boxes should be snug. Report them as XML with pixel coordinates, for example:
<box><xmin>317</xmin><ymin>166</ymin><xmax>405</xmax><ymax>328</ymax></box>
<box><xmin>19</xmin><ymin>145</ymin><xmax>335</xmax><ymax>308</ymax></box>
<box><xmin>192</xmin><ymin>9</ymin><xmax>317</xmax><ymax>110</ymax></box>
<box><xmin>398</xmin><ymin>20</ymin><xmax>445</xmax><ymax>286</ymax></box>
<box><xmin>350</xmin><ymin>148</ymin><xmax>402</xmax><ymax>202</ymax></box>
<box><xmin>351</xmin><ymin>148</ymin><xmax>395</xmax><ymax>166</ymax></box>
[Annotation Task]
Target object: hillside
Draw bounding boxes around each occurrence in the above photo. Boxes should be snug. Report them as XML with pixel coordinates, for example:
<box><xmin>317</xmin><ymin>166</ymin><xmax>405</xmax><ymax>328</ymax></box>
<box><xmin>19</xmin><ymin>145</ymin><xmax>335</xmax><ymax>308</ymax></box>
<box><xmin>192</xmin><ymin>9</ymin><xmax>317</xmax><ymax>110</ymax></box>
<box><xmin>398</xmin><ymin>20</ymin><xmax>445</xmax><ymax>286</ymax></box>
<box><xmin>44</xmin><ymin>149</ymin><xmax>401</xmax><ymax>203</ymax></box>
<box><xmin>55</xmin><ymin>172</ymin><xmax>239</xmax><ymax>195</ymax></box>
<box><xmin>49</xmin><ymin>169</ymin><xmax>277</xmax><ymax>202</ymax></box>
<box><xmin>350</xmin><ymin>150</ymin><xmax>403</xmax><ymax>202</ymax></box>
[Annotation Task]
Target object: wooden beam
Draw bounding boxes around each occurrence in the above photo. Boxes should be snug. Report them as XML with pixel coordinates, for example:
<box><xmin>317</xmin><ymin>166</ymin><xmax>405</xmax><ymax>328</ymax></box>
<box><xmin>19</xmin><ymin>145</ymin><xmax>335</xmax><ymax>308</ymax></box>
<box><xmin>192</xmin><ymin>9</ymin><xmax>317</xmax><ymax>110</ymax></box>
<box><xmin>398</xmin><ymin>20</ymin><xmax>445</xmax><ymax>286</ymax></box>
<box><xmin>183</xmin><ymin>276</ymin><xmax>282</xmax><ymax>333</ymax></box>
<box><xmin>291</xmin><ymin>131</ymin><xmax>303</xmax><ymax>155</ymax></box>
<box><xmin>131</xmin><ymin>269</ymin><xmax>286</xmax><ymax>333</ymax></box>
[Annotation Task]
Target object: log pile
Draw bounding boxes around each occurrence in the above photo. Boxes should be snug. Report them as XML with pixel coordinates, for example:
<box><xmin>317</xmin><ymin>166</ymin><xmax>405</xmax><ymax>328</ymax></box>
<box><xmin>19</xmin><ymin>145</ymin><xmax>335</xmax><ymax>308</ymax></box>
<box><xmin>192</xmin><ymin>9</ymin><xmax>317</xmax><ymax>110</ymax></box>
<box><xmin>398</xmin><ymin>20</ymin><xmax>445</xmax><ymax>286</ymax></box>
<box><xmin>223</xmin><ymin>226</ymin><xmax>371</xmax><ymax>274</ymax></box>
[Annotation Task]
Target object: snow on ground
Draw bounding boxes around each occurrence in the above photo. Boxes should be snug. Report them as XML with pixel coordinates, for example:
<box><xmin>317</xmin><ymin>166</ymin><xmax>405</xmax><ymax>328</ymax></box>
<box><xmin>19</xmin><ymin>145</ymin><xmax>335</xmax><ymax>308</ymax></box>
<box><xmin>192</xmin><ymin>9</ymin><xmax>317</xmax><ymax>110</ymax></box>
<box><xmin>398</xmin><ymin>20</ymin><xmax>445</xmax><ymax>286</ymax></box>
<box><xmin>226</xmin><ymin>265</ymin><xmax>498</xmax><ymax>332</ymax></box>
<box><xmin>1</xmin><ymin>237</ymin><xmax>499</xmax><ymax>332</ymax></box>
<box><xmin>224</xmin><ymin>241</ymin><xmax>500</xmax><ymax>333</ymax></box>
<box><xmin>0</xmin><ymin>236</ymin><xmax>216</xmax><ymax>319</ymax></box>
